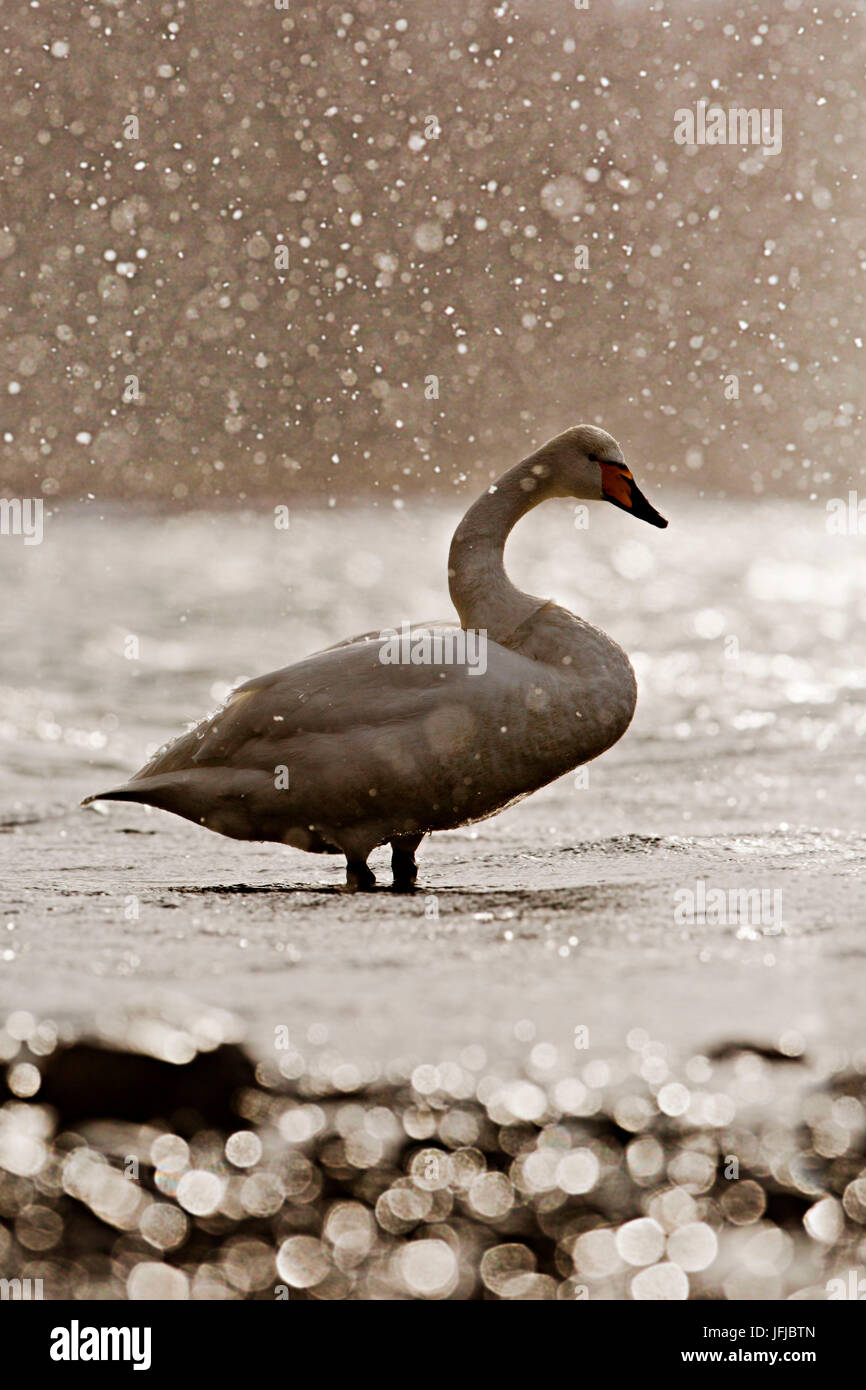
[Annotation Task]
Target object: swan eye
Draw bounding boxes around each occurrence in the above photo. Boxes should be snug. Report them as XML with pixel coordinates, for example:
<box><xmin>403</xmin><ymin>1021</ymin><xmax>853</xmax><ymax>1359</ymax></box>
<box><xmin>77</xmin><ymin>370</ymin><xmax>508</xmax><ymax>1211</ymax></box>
<box><xmin>587</xmin><ymin>453</ymin><xmax>600</xmax><ymax>463</ymax></box>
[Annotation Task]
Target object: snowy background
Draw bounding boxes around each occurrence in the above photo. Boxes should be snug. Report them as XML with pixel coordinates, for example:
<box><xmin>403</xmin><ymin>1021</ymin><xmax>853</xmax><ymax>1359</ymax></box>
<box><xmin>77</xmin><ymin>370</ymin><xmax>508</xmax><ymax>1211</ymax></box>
<box><xmin>0</xmin><ymin>0</ymin><xmax>862</xmax><ymax>503</ymax></box>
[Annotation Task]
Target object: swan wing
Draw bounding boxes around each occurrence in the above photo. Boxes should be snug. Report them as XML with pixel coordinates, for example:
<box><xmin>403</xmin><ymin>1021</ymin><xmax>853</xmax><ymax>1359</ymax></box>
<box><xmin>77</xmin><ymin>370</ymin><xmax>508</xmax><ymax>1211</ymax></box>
<box><xmin>88</xmin><ymin>616</ymin><xmax>633</xmax><ymax>848</ymax></box>
<box><xmin>131</xmin><ymin>629</ymin><xmax>494</xmax><ymax>780</ymax></box>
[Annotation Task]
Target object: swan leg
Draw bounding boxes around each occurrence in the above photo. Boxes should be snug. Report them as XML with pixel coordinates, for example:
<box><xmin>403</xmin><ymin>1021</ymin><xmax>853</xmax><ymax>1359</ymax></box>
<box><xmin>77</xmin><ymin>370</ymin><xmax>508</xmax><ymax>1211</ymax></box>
<box><xmin>390</xmin><ymin>834</ymin><xmax>423</xmax><ymax>893</ymax></box>
<box><xmin>344</xmin><ymin>858</ymin><xmax>376</xmax><ymax>892</ymax></box>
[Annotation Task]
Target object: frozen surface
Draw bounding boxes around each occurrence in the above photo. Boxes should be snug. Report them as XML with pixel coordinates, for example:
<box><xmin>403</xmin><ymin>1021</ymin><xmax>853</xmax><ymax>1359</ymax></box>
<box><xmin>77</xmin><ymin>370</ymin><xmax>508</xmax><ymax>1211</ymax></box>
<box><xmin>1</xmin><ymin>494</ymin><xmax>864</xmax><ymax>1072</ymax></box>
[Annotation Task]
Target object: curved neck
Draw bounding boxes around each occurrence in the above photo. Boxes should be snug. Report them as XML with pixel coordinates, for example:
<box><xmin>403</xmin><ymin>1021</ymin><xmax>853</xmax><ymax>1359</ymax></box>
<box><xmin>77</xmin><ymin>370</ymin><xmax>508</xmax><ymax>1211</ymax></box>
<box><xmin>448</xmin><ymin>451</ymin><xmax>562</xmax><ymax>641</ymax></box>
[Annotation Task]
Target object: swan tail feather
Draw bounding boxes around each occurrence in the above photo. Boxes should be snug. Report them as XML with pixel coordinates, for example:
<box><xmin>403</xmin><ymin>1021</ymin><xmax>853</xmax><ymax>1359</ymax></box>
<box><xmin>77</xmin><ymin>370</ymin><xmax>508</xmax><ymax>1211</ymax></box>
<box><xmin>81</xmin><ymin>777</ymin><xmax>178</xmax><ymax>810</ymax></box>
<box><xmin>82</xmin><ymin>788</ymin><xmax>145</xmax><ymax>807</ymax></box>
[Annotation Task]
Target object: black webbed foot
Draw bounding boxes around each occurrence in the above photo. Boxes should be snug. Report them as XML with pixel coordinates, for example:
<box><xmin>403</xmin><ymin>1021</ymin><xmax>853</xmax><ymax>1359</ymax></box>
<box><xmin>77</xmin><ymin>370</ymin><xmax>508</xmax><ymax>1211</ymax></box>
<box><xmin>390</xmin><ymin>835</ymin><xmax>422</xmax><ymax>893</ymax></box>
<box><xmin>344</xmin><ymin>859</ymin><xmax>376</xmax><ymax>892</ymax></box>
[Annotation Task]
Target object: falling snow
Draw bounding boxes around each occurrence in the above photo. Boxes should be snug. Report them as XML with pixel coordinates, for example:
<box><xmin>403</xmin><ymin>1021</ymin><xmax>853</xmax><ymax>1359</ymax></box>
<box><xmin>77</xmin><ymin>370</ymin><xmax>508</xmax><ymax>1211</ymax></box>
<box><xmin>0</xmin><ymin>1</ymin><xmax>861</xmax><ymax>501</ymax></box>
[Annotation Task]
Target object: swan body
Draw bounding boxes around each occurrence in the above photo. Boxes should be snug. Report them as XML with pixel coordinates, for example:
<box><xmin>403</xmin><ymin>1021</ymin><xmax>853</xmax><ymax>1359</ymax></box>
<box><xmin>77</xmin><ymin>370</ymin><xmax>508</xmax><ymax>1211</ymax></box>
<box><xmin>83</xmin><ymin>426</ymin><xmax>667</xmax><ymax>889</ymax></box>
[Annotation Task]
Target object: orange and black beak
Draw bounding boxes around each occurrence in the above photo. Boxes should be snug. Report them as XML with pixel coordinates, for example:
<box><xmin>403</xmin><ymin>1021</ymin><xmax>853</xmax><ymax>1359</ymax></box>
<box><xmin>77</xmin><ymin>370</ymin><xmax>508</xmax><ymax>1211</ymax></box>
<box><xmin>602</xmin><ymin>463</ymin><xmax>668</xmax><ymax>528</ymax></box>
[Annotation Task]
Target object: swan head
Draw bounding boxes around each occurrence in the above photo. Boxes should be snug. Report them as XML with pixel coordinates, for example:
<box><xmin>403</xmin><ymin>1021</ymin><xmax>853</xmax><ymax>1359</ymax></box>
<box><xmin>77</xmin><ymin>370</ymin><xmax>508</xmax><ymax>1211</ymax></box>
<box><xmin>537</xmin><ymin>424</ymin><xmax>668</xmax><ymax>528</ymax></box>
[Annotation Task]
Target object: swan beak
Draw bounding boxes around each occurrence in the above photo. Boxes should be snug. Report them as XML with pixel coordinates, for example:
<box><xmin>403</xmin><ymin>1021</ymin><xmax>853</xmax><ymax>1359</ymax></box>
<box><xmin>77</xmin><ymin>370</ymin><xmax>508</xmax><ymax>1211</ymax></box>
<box><xmin>602</xmin><ymin>464</ymin><xmax>668</xmax><ymax>528</ymax></box>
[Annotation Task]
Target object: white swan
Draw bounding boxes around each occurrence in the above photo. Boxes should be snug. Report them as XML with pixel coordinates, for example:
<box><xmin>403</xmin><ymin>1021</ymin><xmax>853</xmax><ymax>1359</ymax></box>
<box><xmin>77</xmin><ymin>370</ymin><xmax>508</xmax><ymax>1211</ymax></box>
<box><xmin>83</xmin><ymin>426</ymin><xmax>667</xmax><ymax>890</ymax></box>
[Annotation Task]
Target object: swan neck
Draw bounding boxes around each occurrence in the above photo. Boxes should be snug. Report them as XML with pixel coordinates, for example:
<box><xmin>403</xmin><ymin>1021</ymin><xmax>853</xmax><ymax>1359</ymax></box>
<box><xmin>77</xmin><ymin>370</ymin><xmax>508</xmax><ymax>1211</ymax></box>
<box><xmin>448</xmin><ymin>457</ymin><xmax>552</xmax><ymax>640</ymax></box>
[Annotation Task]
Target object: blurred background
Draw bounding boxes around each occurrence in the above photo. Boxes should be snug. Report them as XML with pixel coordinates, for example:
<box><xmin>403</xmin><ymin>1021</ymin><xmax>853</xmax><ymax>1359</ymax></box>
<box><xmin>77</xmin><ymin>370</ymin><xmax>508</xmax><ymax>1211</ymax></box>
<box><xmin>2</xmin><ymin>0</ymin><xmax>866</xmax><ymax>1305</ymax></box>
<box><xmin>0</xmin><ymin>0</ymin><xmax>862</xmax><ymax>505</ymax></box>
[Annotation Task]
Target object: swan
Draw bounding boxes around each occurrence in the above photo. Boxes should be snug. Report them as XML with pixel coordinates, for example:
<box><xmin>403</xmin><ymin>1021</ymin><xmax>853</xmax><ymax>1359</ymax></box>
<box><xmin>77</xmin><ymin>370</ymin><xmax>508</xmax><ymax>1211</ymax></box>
<box><xmin>83</xmin><ymin>425</ymin><xmax>667</xmax><ymax>891</ymax></box>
